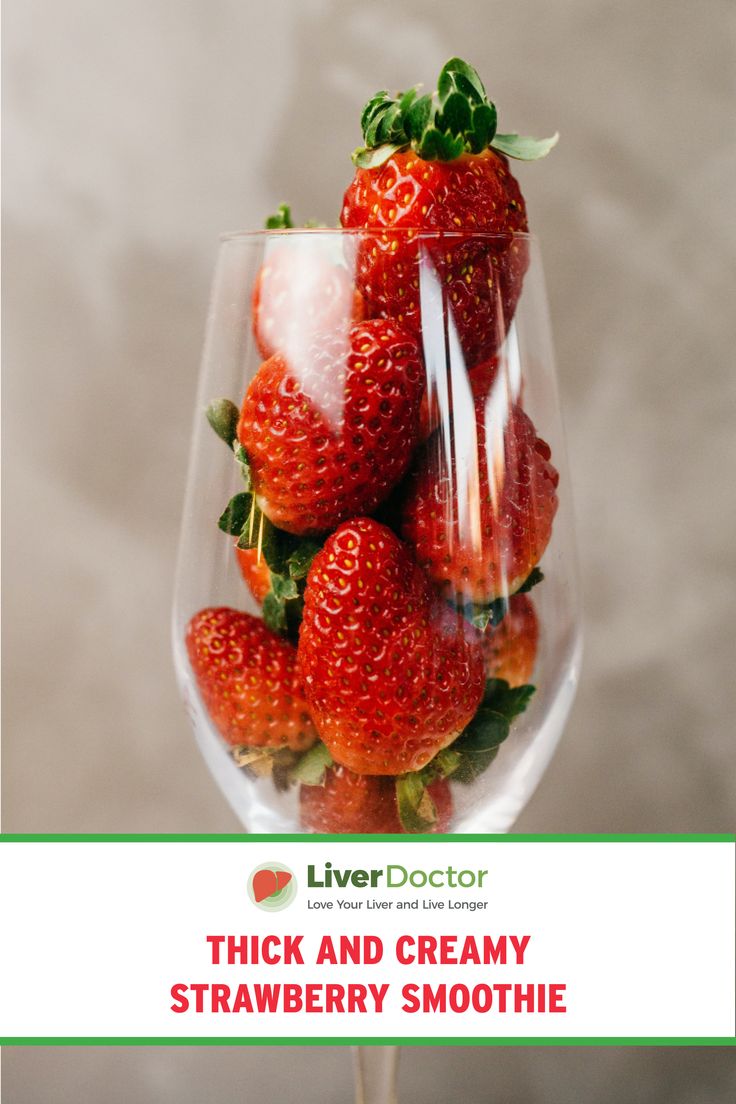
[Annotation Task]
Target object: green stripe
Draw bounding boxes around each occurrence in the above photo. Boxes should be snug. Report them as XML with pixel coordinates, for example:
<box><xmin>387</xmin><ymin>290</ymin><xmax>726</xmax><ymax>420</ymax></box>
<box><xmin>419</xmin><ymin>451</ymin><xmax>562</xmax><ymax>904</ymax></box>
<box><xmin>1</xmin><ymin>834</ymin><xmax>734</xmax><ymax>843</ymax></box>
<box><xmin>0</xmin><ymin>1037</ymin><xmax>733</xmax><ymax>1047</ymax></box>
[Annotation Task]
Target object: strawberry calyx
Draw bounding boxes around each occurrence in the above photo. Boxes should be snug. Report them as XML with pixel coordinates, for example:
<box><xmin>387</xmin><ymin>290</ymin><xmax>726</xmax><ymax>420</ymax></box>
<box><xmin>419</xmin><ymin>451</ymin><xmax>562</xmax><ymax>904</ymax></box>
<box><xmin>263</xmin><ymin>204</ymin><xmax>326</xmax><ymax>230</ymax></box>
<box><xmin>232</xmin><ymin>740</ymin><xmax>334</xmax><ymax>791</ymax></box>
<box><xmin>465</xmin><ymin>566</ymin><xmax>545</xmax><ymax>632</ymax></box>
<box><xmin>395</xmin><ymin>677</ymin><xmax>535</xmax><ymax>830</ymax></box>
<box><xmin>287</xmin><ymin>679</ymin><xmax>535</xmax><ymax>830</ymax></box>
<box><xmin>230</xmin><ymin>744</ymin><xmax>302</xmax><ymax>791</ymax></box>
<box><xmin>206</xmin><ymin>398</ymin><xmax>254</xmax><ymax>489</ymax></box>
<box><xmin>444</xmin><ymin>678</ymin><xmax>535</xmax><ymax>784</ymax></box>
<box><xmin>265</xmin><ymin>204</ymin><xmax>294</xmax><ymax>229</ymax></box>
<box><xmin>290</xmin><ymin>741</ymin><xmax>334</xmax><ymax>785</ymax></box>
<box><xmin>207</xmin><ymin>398</ymin><xmax>321</xmax><ymax>639</ymax></box>
<box><xmin>352</xmin><ymin>57</ymin><xmax>558</xmax><ymax>168</ymax></box>
<box><xmin>234</xmin><ymin>741</ymin><xmax>334</xmax><ymax>792</ymax></box>
<box><xmin>218</xmin><ymin>488</ymin><xmax>320</xmax><ymax>638</ymax></box>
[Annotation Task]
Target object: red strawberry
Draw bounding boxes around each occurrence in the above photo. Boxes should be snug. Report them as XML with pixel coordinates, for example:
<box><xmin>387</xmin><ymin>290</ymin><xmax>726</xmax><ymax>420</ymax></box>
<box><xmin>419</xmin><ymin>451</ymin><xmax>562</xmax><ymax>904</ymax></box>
<box><xmin>419</xmin><ymin>355</ymin><xmax>500</xmax><ymax>440</ymax></box>
<box><xmin>300</xmin><ymin>765</ymin><xmax>452</xmax><ymax>834</ymax></box>
<box><xmin>185</xmin><ymin>607</ymin><xmax>317</xmax><ymax>751</ymax></box>
<box><xmin>483</xmin><ymin>594</ymin><xmax>539</xmax><ymax>686</ymax></box>
<box><xmin>298</xmin><ymin>518</ymin><xmax>485</xmax><ymax>775</ymax></box>
<box><xmin>235</xmin><ymin>546</ymin><xmax>271</xmax><ymax>604</ymax></box>
<box><xmin>238</xmin><ymin>319</ymin><xmax>424</xmax><ymax>536</ymax></box>
<box><xmin>342</xmin><ymin>149</ymin><xmax>528</xmax><ymax>367</ymax></box>
<box><xmin>340</xmin><ymin>59</ymin><xmax>556</xmax><ymax>368</ymax></box>
<box><xmin>252</xmin><ymin>243</ymin><xmax>364</xmax><ymax>361</ymax></box>
<box><xmin>401</xmin><ymin>394</ymin><xmax>558</xmax><ymax>604</ymax></box>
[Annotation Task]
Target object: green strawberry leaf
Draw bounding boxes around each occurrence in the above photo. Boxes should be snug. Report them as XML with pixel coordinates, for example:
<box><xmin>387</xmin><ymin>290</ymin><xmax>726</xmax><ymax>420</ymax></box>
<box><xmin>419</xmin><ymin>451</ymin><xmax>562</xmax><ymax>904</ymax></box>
<box><xmin>437</xmin><ymin>91</ymin><xmax>472</xmax><ymax>135</ymax></box>
<box><xmin>262</xmin><ymin>581</ymin><xmax>303</xmax><ymax>640</ymax></box>
<box><xmin>490</xmin><ymin>132</ymin><xmax>559</xmax><ymax>160</ymax></box>
<box><xmin>262</xmin><ymin>588</ymin><xmax>288</xmax><ymax>635</ymax></box>
<box><xmin>394</xmin><ymin>745</ymin><xmax>462</xmax><ymax>832</ymax></box>
<box><xmin>485</xmin><ymin>678</ymin><xmax>536</xmax><ymax>717</ymax></box>
<box><xmin>450</xmin><ymin>678</ymin><xmax>535</xmax><ymax>784</ymax></box>
<box><xmin>206</xmin><ymin>398</ymin><xmax>240</xmax><ymax>447</ymax></box>
<box><xmin>260</xmin><ymin>537</ymin><xmax>315</xmax><ymax>641</ymax></box>
<box><xmin>287</xmin><ymin>541</ymin><xmax>321</xmax><ymax>581</ymax></box>
<box><xmin>398</xmin><ymin>85</ymin><xmax>420</xmax><ymax>114</ymax></box>
<box><xmin>265</xmin><ymin>204</ymin><xmax>293</xmax><ymax>229</ymax></box>
<box><xmin>219</xmin><ymin>492</ymin><xmax>256</xmax><ymax>536</ymax></box>
<box><xmin>351</xmin><ymin>142</ymin><xmax>406</xmax><ymax>169</ymax></box>
<box><xmin>233</xmin><ymin>444</ymin><xmax>252</xmax><ymax>490</ymax></box>
<box><xmin>438</xmin><ymin>57</ymin><xmax>487</xmax><ymax>103</ymax></box>
<box><xmin>292</xmin><ymin>742</ymin><xmax>333</xmax><ymax>786</ymax></box>
<box><xmin>395</xmin><ymin>678</ymin><xmax>536</xmax><ymax>816</ymax></box>
<box><xmin>517</xmin><ymin>566</ymin><xmax>544</xmax><ymax>593</ymax></box>
<box><xmin>256</xmin><ymin>519</ymin><xmax>290</xmax><ymax>573</ymax></box>
<box><xmin>451</xmin><ymin>70</ymin><xmax>485</xmax><ymax>106</ymax></box>
<box><xmin>235</xmin><ymin>507</ymin><xmax>268</xmax><ymax>550</ymax></box>
<box><xmin>354</xmin><ymin>57</ymin><xmax>555</xmax><ymax>166</ymax></box>
<box><xmin>404</xmin><ymin>93</ymin><xmax>433</xmax><ymax>141</ymax></box>
<box><xmin>205</xmin><ymin>398</ymin><xmax>252</xmax><ymax>489</ymax></box>
<box><xmin>396</xmin><ymin>772</ymin><xmax>439</xmax><ymax>833</ymax></box>
<box><xmin>271</xmin><ymin>572</ymin><xmax>299</xmax><ymax>602</ymax></box>
<box><xmin>428</xmin><ymin>745</ymin><xmax>463</xmax><ymax>782</ymax></box>
<box><xmin>469</xmin><ymin>596</ymin><xmax>508</xmax><ymax>632</ymax></box>
<box><xmin>465</xmin><ymin>566</ymin><xmax>546</xmax><ymax>630</ymax></box>
<box><xmin>213</xmin><ymin>411</ymin><xmax>322</xmax><ymax>642</ymax></box>
<box><xmin>449</xmin><ymin>698</ymin><xmax>511</xmax><ymax>782</ymax></box>
<box><xmin>374</xmin><ymin>102</ymin><xmax>405</xmax><ymax>146</ymax></box>
<box><xmin>218</xmin><ymin>480</ymin><xmax>320</xmax><ymax>640</ymax></box>
<box><xmin>417</xmin><ymin>127</ymin><xmax>464</xmax><ymax>162</ymax></box>
<box><xmin>468</xmin><ymin>102</ymin><xmax>497</xmax><ymax>153</ymax></box>
<box><xmin>361</xmin><ymin>90</ymin><xmax>392</xmax><ymax>133</ymax></box>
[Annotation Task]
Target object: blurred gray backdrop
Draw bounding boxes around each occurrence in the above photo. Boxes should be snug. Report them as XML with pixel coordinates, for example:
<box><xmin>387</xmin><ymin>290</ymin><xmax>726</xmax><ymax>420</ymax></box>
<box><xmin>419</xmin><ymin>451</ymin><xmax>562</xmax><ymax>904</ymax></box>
<box><xmin>2</xmin><ymin>0</ymin><xmax>734</xmax><ymax>1100</ymax></box>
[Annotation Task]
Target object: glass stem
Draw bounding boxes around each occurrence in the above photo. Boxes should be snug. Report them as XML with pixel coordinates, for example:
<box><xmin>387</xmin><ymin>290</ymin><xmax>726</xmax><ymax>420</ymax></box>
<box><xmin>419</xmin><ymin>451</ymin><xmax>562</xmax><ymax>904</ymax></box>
<box><xmin>352</xmin><ymin>1046</ymin><xmax>400</xmax><ymax>1104</ymax></box>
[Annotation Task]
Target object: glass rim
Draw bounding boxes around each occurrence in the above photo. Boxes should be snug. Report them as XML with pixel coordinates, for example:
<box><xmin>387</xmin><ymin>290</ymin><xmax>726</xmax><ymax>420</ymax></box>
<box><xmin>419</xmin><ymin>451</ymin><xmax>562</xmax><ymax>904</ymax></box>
<box><xmin>219</xmin><ymin>227</ymin><xmax>536</xmax><ymax>243</ymax></box>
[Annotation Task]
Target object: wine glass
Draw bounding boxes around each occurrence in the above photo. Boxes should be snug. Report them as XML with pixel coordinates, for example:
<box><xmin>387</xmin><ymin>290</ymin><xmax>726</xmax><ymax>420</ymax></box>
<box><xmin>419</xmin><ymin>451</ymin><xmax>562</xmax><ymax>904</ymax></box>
<box><xmin>172</xmin><ymin>227</ymin><xmax>581</xmax><ymax>1103</ymax></box>
<box><xmin>172</xmin><ymin>227</ymin><xmax>580</xmax><ymax>834</ymax></box>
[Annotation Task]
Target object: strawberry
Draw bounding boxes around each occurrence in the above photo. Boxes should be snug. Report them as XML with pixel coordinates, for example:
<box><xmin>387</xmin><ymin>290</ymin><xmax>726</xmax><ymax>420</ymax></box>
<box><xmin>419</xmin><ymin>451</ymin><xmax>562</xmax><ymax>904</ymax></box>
<box><xmin>251</xmin><ymin>204</ymin><xmax>364</xmax><ymax>361</ymax></box>
<box><xmin>300</xmin><ymin>764</ymin><xmax>452</xmax><ymax>834</ymax></box>
<box><xmin>297</xmin><ymin>517</ymin><xmax>485</xmax><ymax>775</ymax></box>
<box><xmin>483</xmin><ymin>594</ymin><xmax>539</xmax><ymax>686</ymax></box>
<box><xmin>419</xmin><ymin>355</ymin><xmax>500</xmax><ymax>440</ymax></box>
<box><xmin>342</xmin><ymin>149</ymin><xmax>528</xmax><ymax>368</ymax></box>
<box><xmin>341</xmin><ymin>59</ymin><xmax>557</xmax><ymax>367</ymax></box>
<box><xmin>235</xmin><ymin>546</ymin><xmax>271</xmax><ymax>604</ymax></box>
<box><xmin>401</xmin><ymin>376</ymin><xmax>559</xmax><ymax>604</ymax></box>
<box><xmin>237</xmin><ymin>319</ymin><xmax>424</xmax><ymax>536</ymax></box>
<box><xmin>185</xmin><ymin>607</ymin><xmax>317</xmax><ymax>751</ymax></box>
<box><xmin>253</xmin><ymin>254</ymin><xmax>363</xmax><ymax>361</ymax></box>
<box><xmin>206</xmin><ymin>400</ymin><xmax>320</xmax><ymax>637</ymax></box>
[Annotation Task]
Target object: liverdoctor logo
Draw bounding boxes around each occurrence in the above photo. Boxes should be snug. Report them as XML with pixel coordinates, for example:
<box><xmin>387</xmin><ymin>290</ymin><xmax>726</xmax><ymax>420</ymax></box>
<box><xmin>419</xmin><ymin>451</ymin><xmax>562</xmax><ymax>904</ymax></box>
<box><xmin>248</xmin><ymin>862</ymin><xmax>297</xmax><ymax>912</ymax></box>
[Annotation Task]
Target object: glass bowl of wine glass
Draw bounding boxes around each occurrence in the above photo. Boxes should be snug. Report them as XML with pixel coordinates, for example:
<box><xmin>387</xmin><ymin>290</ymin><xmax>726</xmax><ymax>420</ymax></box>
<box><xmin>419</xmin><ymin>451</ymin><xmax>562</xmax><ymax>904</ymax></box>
<box><xmin>172</xmin><ymin>227</ymin><xmax>581</xmax><ymax>835</ymax></box>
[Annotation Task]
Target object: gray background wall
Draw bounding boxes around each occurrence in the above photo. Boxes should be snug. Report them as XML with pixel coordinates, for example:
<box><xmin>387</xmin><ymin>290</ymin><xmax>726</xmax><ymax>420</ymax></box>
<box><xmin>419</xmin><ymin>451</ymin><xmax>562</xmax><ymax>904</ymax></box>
<box><xmin>2</xmin><ymin>0</ymin><xmax>734</xmax><ymax>1099</ymax></box>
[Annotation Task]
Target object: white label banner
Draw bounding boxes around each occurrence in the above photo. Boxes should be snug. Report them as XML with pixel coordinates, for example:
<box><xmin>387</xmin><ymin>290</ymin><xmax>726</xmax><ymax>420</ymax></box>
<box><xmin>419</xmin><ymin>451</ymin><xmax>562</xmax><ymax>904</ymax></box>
<box><xmin>0</xmin><ymin>840</ymin><xmax>734</xmax><ymax>1041</ymax></box>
